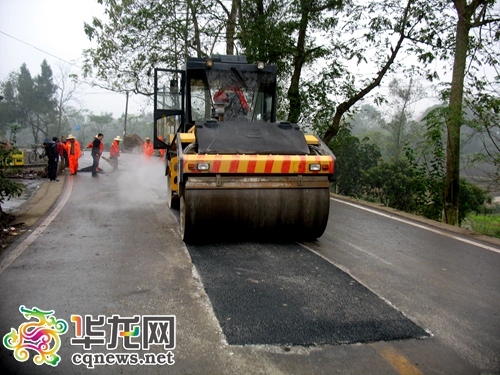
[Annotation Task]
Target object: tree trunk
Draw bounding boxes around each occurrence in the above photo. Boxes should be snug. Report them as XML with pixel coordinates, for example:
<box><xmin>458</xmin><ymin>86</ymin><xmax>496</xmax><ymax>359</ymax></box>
<box><xmin>187</xmin><ymin>0</ymin><xmax>202</xmax><ymax>58</ymax></box>
<box><xmin>443</xmin><ymin>0</ymin><xmax>470</xmax><ymax>225</ymax></box>
<box><xmin>226</xmin><ymin>0</ymin><xmax>239</xmax><ymax>55</ymax></box>
<box><xmin>287</xmin><ymin>0</ymin><xmax>309</xmax><ymax>124</ymax></box>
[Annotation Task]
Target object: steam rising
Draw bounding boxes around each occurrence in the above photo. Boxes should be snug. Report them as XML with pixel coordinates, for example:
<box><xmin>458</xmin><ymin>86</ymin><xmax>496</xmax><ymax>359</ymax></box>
<box><xmin>78</xmin><ymin>151</ymin><xmax>167</xmax><ymax>212</ymax></box>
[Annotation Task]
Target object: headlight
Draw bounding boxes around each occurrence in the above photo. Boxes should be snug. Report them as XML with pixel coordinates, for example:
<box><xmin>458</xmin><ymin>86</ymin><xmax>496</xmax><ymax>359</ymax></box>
<box><xmin>309</xmin><ymin>164</ymin><xmax>321</xmax><ymax>171</ymax></box>
<box><xmin>197</xmin><ymin>163</ymin><xmax>210</xmax><ymax>171</ymax></box>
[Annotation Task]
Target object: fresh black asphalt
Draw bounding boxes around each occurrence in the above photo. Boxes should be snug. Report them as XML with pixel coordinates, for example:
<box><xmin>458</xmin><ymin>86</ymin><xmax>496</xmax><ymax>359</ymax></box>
<box><xmin>188</xmin><ymin>241</ymin><xmax>429</xmax><ymax>346</ymax></box>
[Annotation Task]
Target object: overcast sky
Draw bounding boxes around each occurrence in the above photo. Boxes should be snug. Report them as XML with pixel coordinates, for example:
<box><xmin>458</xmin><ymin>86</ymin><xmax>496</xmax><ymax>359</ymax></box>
<box><xmin>0</xmin><ymin>0</ymin><xmax>149</xmax><ymax>118</ymax></box>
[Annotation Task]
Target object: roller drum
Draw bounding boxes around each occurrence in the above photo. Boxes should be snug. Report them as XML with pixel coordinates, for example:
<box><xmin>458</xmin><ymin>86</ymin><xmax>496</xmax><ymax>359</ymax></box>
<box><xmin>180</xmin><ymin>187</ymin><xmax>330</xmax><ymax>242</ymax></box>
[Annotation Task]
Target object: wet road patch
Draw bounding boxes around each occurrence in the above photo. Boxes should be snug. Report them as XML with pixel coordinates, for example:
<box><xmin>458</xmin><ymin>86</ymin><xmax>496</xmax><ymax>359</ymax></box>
<box><xmin>188</xmin><ymin>242</ymin><xmax>429</xmax><ymax>346</ymax></box>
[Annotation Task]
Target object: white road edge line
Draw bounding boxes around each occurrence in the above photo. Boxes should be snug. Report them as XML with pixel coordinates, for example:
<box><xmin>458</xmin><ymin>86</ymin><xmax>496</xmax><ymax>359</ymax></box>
<box><xmin>0</xmin><ymin>177</ymin><xmax>74</xmax><ymax>274</ymax></box>
<box><xmin>331</xmin><ymin>197</ymin><xmax>500</xmax><ymax>255</ymax></box>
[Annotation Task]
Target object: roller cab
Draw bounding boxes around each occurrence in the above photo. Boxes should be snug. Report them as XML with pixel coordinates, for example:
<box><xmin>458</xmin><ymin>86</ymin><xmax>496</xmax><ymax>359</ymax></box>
<box><xmin>154</xmin><ymin>55</ymin><xmax>336</xmax><ymax>242</ymax></box>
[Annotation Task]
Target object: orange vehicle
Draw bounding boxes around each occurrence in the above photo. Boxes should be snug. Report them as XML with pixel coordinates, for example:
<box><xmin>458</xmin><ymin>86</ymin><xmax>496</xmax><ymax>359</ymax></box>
<box><xmin>153</xmin><ymin>55</ymin><xmax>336</xmax><ymax>242</ymax></box>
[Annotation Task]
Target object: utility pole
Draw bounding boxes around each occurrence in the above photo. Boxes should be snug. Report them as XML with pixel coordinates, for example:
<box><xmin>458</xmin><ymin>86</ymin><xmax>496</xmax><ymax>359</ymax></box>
<box><xmin>123</xmin><ymin>91</ymin><xmax>129</xmax><ymax>138</ymax></box>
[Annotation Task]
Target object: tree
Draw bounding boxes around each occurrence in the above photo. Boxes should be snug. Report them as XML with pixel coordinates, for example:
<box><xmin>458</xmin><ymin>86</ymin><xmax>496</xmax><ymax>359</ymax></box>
<box><xmin>80</xmin><ymin>0</ymin><xmax>499</xmax><ymax>228</ymax></box>
<box><xmin>284</xmin><ymin>0</ymin><xmax>344</xmax><ymax>124</ymax></box>
<box><xmin>304</xmin><ymin>0</ymin><xmax>498</xmax><ymax>226</ymax></box>
<box><xmin>462</xmin><ymin>91</ymin><xmax>500</xmax><ymax>191</ymax></box>
<box><xmin>82</xmin><ymin>0</ymin><xmax>226</xmax><ymax>96</ymax></box>
<box><xmin>328</xmin><ymin>126</ymin><xmax>381</xmax><ymax>197</ymax></box>
<box><xmin>318</xmin><ymin>0</ymin><xmax>438</xmax><ymax>143</ymax></box>
<box><xmin>88</xmin><ymin>113</ymin><xmax>114</xmax><ymax>136</ymax></box>
<box><xmin>0</xmin><ymin>74</ymin><xmax>20</xmax><ymax>140</ymax></box>
<box><xmin>380</xmin><ymin>77</ymin><xmax>424</xmax><ymax>160</ymax></box>
<box><xmin>31</xmin><ymin>60</ymin><xmax>58</xmax><ymax>141</ymax></box>
<box><xmin>53</xmin><ymin>63</ymin><xmax>82</xmax><ymax>138</ymax></box>
<box><xmin>1</xmin><ymin>61</ymin><xmax>59</xmax><ymax>144</ymax></box>
<box><xmin>83</xmin><ymin>0</ymin><xmax>348</xmax><ymax>126</ymax></box>
<box><xmin>0</xmin><ymin>148</ymin><xmax>23</xmax><ymax>228</ymax></box>
<box><xmin>350</xmin><ymin>104</ymin><xmax>383</xmax><ymax>134</ymax></box>
<box><xmin>441</xmin><ymin>0</ymin><xmax>500</xmax><ymax>225</ymax></box>
<box><xmin>117</xmin><ymin>112</ymin><xmax>152</xmax><ymax>140</ymax></box>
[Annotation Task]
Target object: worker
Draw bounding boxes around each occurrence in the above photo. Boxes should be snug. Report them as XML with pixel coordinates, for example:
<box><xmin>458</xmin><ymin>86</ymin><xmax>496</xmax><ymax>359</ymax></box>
<box><xmin>142</xmin><ymin>137</ymin><xmax>154</xmax><ymax>159</ymax></box>
<box><xmin>60</xmin><ymin>136</ymin><xmax>69</xmax><ymax>171</ymax></box>
<box><xmin>213</xmin><ymin>86</ymin><xmax>249</xmax><ymax>120</ymax></box>
<box><xmin>87</xmin><ymin>134</ymin><xmax>105</xmax><ymax>174</ymax></box>
<box><xmin>158</xmin><ymin>136</ymin><xmax>165</xmax><ymax>161</ymax></box>
<box><xmin>88</xmin><ymin>133</ymin><xmax>104</xmax><ymax>177</ymax></box>
<box><xmin>65</xmin><ymin>134</ymin><xmax>82</xmax><ymax>175</ymax></box>
<box><xmin>53</xmin><ymin>136</ymin><xmax>65</xmax><ymax>175</ymax></box>
<box><xmin>87</xmin><ymin>135</ymin><xmax>105</xmax><ymax>155</ymax></box>
<box><xmin>109</xmin><ymin>136</ymin><xmax>122</xmax><ymax>171</ymax></box>
<box><xmin>43</xmin><ymin>138</ymin><xmax>59</xmax><ymax>182</ymax></box>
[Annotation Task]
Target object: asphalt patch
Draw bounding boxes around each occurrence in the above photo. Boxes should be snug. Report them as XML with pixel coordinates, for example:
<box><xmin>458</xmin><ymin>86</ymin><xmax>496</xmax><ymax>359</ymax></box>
<box><xmin>188</xmin><ymin>241</ymin><xmax>429</xmax><ymax>346</ymax></box>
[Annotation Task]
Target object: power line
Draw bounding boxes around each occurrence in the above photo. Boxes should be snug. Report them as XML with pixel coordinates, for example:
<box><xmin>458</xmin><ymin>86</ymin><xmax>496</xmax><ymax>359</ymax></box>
<box><xmin>0</xmin><ymin>30</ymin><xmax>81</xmax><ymax>69</ymax></box>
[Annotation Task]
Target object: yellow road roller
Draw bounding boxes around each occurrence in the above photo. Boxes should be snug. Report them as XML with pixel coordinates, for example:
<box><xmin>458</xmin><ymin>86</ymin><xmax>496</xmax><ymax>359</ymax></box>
<box><xmin>153</xmin><ymin>55</ymin><xmax>336</xmax><ymax>242</ymax></box>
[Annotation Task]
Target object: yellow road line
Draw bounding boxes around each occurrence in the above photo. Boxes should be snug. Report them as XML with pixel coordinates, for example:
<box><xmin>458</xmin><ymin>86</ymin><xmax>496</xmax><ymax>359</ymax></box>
<box><xmin>374</xmin><ymin>345</ymin><xmax>423</xmax><ymax>375</ymax></box>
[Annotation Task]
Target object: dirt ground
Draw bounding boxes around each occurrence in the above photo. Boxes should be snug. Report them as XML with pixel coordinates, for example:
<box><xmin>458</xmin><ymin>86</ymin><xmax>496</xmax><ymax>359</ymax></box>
<box><xmin>0</xmin><ymin>167</ymin><xmax>46</xmax><ymax>251</ymax></box>
<box><xmin>0</xmin><ymin>220</ymin><xmax>28</xmax><ymax>251</ymax></box>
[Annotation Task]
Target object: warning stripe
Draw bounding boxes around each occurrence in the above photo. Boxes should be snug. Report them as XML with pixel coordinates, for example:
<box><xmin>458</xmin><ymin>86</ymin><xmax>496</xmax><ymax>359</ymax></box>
<box><xmin>247</xmin><ymin>155</ymin><xmax>257</xmax><ymax>173</ymax></box>
<box><xmin>281</xmin><ymin>156</ymin><xmax>291</xmax><ymax>173</ymax></box>
<box><xmin>265</xmin><ymin>159</ymin><xmax>274</xmax><ymax>173</ymax></box>
<box><xmin>183</xmin><ymin>154</ymin><xmax>334</xmax><ymax>174</ymax></box>
<box><xmin>212</xmin><ymin>155</ymin><xmax>222</xmax><ymax>173</ymax></box>
<box><xmin>298</xmin><ymin>155</ymin><xmax>306</xmax><ymax>173</ymax></box>
<box><xmin>229</xmin><ymin>159</ymin><xmax>239</xmax><ymax>173</ymax></box>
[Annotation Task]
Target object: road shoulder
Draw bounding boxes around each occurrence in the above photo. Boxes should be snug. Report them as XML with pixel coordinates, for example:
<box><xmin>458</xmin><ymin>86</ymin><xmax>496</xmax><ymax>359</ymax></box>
<box><xmin>331</xmin><ymin>193</ymin><xmax>500</xmax><ymax>248</ymax></box>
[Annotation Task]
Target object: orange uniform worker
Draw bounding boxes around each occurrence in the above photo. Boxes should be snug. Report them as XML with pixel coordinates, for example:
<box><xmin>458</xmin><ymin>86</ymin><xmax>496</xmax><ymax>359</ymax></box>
<box><xmin>65</xmin><ymin>134</ymin><xmax>82</xmax><ymax>175</ymax></box>
<box><xmin>142</xmin><ymin>137</ymin><xmax>154</xmax><ymax>158</ymax></box>
<box><xmin>109</xmin><ymin>136</ymin><xmax>122</xmax><ymax>171</ymax></box>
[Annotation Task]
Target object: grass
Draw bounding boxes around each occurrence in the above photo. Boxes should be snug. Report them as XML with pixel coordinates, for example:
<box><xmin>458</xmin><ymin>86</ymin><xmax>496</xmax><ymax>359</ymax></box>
<box><xmin>466</xmin><ymin>214</ymin><xmax>500</xmax><ymax>238</ymax></box>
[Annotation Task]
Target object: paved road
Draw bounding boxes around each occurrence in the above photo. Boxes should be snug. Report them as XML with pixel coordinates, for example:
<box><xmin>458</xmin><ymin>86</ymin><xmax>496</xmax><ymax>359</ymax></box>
<box><xmin>0</xmin><ymin>152</ymin><xmax>498</xmax><ymax>374</ymax></box>
<box><xmin>306</xmin><ymin>197</ymin><xmax>500</xmax><ymax>373</ymax></box>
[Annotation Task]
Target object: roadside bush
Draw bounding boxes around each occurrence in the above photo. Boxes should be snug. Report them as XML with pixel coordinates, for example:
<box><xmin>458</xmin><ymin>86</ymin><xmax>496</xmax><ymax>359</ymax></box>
<box><xmin>361</xmin><ymin>159</ymin><xmax>427</xmax><ymax>213</ymax></box>
<box><xmin>329</xmin><ymin>125</ymin><xmax>490</xmax><ymax>230</ymax></box>
<box><xmin>329</xmin><ymin>127</ymin><xmax>381</xmax><ymax>197</ymax></box>
<box><xmin>459</xmin><ymin>179</ymin><xmax>491</xmax><ymax>224</ymax></box>
<box><xmin>0</xmin><ymin>147</ymin><xmax>24</xmax><ymax>228</ymax></box>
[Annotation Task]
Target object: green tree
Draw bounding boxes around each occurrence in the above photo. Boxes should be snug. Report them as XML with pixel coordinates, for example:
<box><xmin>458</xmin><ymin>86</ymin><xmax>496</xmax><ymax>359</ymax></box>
<box><xmin>328</xmin><ymin>126</ymin><xmax>381</xmax><ymax>197</ymax></box>
<box><xmin>381</xmin><ymin>77</ymin><xmax>424</xmax><ymax>160</ymax></box>
<box><xmin>88</xmin><ymin>113</ymin><xmax>114</xmax><ymax>136</ymax></box>
<box><xmin>0</xmin><ymin>148</ymin><xmax>23</xmax><ymax>228</ymax></box>
<box><xmin>462</xmin><ymin>91</ymin><xmax>500</xmax><ymax>191</ymax></box>
<box><xmin>319</xmin><ymin>0</ymin><xmax>434</xmax><ymax>142</ymax></box>
<box><xmin>403</xmin><ymin>106</ymin><xmax>489</xmax><ymax>224</ymax></box>
<box><xmin>0</xmin><ymin>75</ymin><xmax>20</xmax><ymax>138</ymax></box>
<box><xmin>82</xmin><ymin>0</ymin><xmax>223</xmax><ymax>95</ymax></box>
<box><xmin>83</xmin><ymin>0</ymin><xmax>347</xmax><ymax>127</ymax></box>
<box><xmin>404</xmin><ymin>110</ymin><xmax>447</xmax><ymax>221</ymax></box>
<box><xmin>282</xmin><ymin>0</ymin><xmax>345</xmax><ymax>124</ymax></box>
<box><xmin>441</xmin><ymin>0</ymin><xmax>500</xmax><ymax>225</ymax></box>
<box><xmin>1</xmin><ymin>61</ymin><xmax>59</xmax><ymax>144</ymax></box>
<box><xmin>362</xmin><ymin>158</ymin><xmax>426</xmax><ymax>212</ymax></box>
<box><xmin>399</xmin><ymin>0</ymin><xmax>499</xmax><ymax>225</ymax></box>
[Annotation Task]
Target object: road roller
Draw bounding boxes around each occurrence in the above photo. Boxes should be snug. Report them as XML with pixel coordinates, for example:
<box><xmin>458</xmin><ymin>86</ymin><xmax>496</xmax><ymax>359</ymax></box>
<box><xmin>153</xmin><ymin>55</ymin><xmax>336</xmax><ymax>242</ymax></box>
